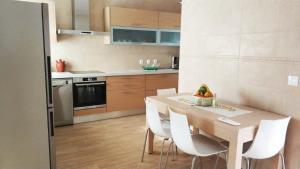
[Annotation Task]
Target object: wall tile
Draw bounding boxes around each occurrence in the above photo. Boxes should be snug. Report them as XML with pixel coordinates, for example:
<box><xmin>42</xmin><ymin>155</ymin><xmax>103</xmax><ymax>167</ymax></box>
<box><xmin>240</xmin><ymin>33</ymin><xmax>276</xmax><ymax>58</ymax></box>
<box><xmin>214</xmin><ymin>0</ymin><xmax>242</xmax><ymax>35</ymax></box>
<box><xmin>238</xmin><ymin>84</ymin><xmax>285</xmax><ymax>114</ymax></box>
<box><xmin>275</xmin><ymin>33</ymin><xmax>300</xmax><ymax>61</ymax></box>
<box><xmin>238</xmin><ymin>60</ymin><xmax>287</xmax><ymax>89</ymax></box>
<box><xmin>206</xmin><ymin>35</ymin><xmax>240</xmax><ymax>56</ymax></box>
<box><xmin>241</xmin><ymin>0</ymin><xmax>279</xmax><ymax>33</ymax></box>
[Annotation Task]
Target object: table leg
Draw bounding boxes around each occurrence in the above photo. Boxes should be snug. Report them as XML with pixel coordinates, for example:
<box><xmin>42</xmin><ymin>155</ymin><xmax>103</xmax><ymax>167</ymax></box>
<box><xmin>147</xmin><ymin>129</ymin><xmax>154</xmax><ymax>154</ymax></box>
<box><xmin>228</xmin><ymin>138</ymin><xmax>244</xmax><ymax>169</ymax></box>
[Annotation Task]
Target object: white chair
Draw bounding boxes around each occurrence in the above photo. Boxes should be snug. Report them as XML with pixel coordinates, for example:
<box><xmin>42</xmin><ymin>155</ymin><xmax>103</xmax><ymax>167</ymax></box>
<box><xmin>168</xmin><ymin>108</ymin><xmax>228</xmax><ymax>169</ymax></box>
<box><xmin>141</xmin><ymin>99</ymin><xmax>175</xmax><ymax>169</ymax></box>
<box><xmin>157</xmin><ymin>88</ymin><xmax>177</xmax><ymax>120</ymax></box>
<box><xmin>157</xmin><ymin>88</ymin><xmax>177</xmax><ymax>96</ymax></box>
<box><xmin>242</xmin><ymin>117</ymin><xmax>291</xmax><ymax>169</ymax></box>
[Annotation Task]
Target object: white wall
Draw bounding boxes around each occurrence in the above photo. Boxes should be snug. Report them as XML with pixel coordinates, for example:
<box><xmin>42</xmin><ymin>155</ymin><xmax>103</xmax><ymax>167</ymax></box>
<box><xmin>179</xmin><ymin>0</ymin><xmax>300</xmax><ymax>169</ymax></box>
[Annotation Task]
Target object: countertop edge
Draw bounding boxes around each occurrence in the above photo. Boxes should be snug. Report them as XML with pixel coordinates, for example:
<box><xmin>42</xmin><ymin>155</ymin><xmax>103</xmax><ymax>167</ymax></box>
<box><xmin>52</xmin><ymin>69</ymin><xmax>179</xmax><ymax>79</ymax></box>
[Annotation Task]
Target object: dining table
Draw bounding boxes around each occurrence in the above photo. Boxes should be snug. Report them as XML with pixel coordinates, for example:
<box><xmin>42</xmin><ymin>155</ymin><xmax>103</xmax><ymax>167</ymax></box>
<box><xmin>146</xmin><ymin>93</ymin><xmax>287</xmax><ymax>169</ymax></box>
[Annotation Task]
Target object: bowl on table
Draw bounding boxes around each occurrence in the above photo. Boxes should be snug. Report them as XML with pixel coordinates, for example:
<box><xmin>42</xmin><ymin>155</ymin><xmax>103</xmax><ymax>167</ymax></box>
<box><xmin>193</xmin><ymin>96</ymin><xmax>213</xmax><ymax>107</ymax></box>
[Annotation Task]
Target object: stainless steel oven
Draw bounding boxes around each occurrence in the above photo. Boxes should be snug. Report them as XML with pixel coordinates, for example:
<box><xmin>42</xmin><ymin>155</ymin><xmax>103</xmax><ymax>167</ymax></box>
<box><xmin>73</xmin><ymin>76</ymin><xmax>106</xmax><ymax>110</ymax></box>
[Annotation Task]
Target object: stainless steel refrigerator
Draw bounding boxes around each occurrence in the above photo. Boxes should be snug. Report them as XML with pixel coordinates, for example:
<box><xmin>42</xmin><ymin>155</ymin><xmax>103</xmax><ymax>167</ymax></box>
<box><xmin>0</xmin><ymin>1</ymin><xmax>55</xmax><ymax>169</ymax></box>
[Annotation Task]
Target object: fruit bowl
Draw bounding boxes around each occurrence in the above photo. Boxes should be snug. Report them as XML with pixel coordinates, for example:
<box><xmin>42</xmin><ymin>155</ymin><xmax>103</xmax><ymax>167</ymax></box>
<box><xmin>193</xmin><ymin>96</ymin><xmax>213</xmax><ymax>107</ymax></box>
<box><xmin>193</xmin><ymin>84</ymin><xmax>214</xmax><ymax>106</ymax></box>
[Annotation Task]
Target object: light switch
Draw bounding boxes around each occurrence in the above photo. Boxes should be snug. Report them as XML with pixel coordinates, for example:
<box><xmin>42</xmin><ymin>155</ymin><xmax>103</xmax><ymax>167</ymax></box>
<box><xmin>288</xmin><ymin>75</ymin><xmax>298</xmax><ymax>87</ymax></box>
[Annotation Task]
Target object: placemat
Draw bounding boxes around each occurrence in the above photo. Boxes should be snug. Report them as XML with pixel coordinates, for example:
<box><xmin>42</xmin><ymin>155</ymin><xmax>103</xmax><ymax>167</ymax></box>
<box><xmin>167</xmin><ymin>95</ymin><xmax>252</xmax><ymax>118</ymax></box>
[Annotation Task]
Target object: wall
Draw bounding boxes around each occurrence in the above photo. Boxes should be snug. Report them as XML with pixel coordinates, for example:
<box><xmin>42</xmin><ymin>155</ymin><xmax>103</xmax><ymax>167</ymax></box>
<box><xmin>51</xmin><ymin>0</ymin><xmax>180</xmax><ymax>72</ymax></box>
<box><xmin>179</xmin><ymin>0</ymin><xmax>300</xmax><ymax>169</ymax></box>
<box><xmin>52</xmin><ymin>36</ymin><xmax>179</xmax><ymax>71</ymax></box>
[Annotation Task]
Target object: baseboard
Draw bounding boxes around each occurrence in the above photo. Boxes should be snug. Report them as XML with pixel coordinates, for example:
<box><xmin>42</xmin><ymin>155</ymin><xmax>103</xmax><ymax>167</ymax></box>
<box><xmin>74</xmin><ymin>109</ymin><xmax>145</xmax><ymax>124</ymax></box>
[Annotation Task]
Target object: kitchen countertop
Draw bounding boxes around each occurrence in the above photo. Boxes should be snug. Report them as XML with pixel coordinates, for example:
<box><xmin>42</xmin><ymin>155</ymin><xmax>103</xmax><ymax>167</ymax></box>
<box><xmin>52</xmin><ymin>69</ymin><xmax>179</xmax><ymax>79</ymax></box>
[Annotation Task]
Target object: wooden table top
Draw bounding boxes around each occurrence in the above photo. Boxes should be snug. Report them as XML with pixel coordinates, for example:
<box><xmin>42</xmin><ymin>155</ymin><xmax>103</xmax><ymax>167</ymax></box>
<box><xmin>148</xmin><ymin>93</ymin><xmax>287</xmax><ymax>140</ymax></box>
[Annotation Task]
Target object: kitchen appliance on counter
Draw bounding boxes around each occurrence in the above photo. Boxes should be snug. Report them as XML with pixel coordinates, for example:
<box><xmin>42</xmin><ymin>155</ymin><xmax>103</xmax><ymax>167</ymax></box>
<box><xmin>171</xmin><ymin>56</ymin><xmax>179</xmax><ymax>69</ymax></box>
<box><xmin>52</xmin><ymin>79</ymin><xmax>74</xmax><ymax>126</ymax></box>
<box><xmin>0</xmin><ymin>1</ymin><xmax>55</xmax><ymax>169</ymax></box>
<box><xmin>73</xmin><ymin>73</ymin><xmax>106</xmax><ymax>111</ymax></box>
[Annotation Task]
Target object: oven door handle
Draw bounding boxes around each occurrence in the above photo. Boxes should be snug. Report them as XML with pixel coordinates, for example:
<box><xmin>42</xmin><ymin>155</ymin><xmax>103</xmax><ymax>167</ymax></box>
<box><xmin>74</xmin><ymin>82</ymin><xmax>105</xmax><ymax>86</ymax></box>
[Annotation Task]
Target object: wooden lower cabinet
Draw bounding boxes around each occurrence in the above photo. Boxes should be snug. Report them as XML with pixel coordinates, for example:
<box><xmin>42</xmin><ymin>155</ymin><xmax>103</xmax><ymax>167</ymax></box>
<box><xmin>106</xmin><ymin>75</ymin><xmax>146</xmax><ymax>112</ymax></box>
<box><xmin>146</xmin><ymin>73</ymin><xmax>178</xmax><ymax>92</ymax></box>
<box><xmin>106</xmin><ymin>73</ymin><xmax>178</xmax><ymax>112</ymax></box>
<box><xmin>107</xmin><ymin>89</ymin><xmax>145</xmax><ymax>112</ymax></box>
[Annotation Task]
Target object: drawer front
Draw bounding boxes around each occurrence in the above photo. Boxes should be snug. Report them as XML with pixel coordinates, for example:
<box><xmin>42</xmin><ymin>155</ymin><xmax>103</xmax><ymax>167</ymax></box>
<box><xmin>146</xmin><ymin>73</ymin><xmax>178</xmax><ymax>91</ymax></box>
<box><xmin>107</xmin><ymin>89</ymin><xmax>145</xmax><ymax>112</ymax></box>
<box><xmin>110</xmin><ymin>7</ymin><xmax>159</xmax><ymax>28</ymax></box>
<box><xmin>74</xmin><ymin>107</ymin><xmax>107</xmax><ymax>117</ymax></box>
<box><xmin>107</xmin><ymin>75</ymin><xmax>145</xmax><ymax>91</ymax></box>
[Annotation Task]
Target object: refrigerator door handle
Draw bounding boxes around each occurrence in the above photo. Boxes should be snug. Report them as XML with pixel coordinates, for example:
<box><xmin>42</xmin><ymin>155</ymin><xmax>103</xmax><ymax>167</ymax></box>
<box><xmin>49</xmin><ymin>108</ymin><xmax>55</xmax><ymax>137</ymax></box>
<box><xmin>48</xmin><ymin>107</ymin><xmax>56</xmax><ymax>169</ymax></box>
<box><xmin>45</xmin><ymin>55</ymin><xmax>53</xmax><ymax>107</ymax></box>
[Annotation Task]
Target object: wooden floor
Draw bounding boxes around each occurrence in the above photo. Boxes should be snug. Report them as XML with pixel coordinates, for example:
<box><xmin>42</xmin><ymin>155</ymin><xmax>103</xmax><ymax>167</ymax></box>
<box><xmin>55</xmin><ymin>114</ymin><xmax>226</xmax><ymax>169</ymax></box>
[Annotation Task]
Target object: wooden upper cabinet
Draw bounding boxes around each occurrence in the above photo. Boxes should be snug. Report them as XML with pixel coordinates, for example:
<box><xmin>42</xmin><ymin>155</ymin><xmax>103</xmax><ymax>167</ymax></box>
<box><xmin>158</xmin><ymin>12</ymin><xmax>181</xmax><ymax>29</ymax></box>
<box><xmin>105</xmin><ymin>7</ymin><xmax>159</xmax><ymax>31</ymax></box>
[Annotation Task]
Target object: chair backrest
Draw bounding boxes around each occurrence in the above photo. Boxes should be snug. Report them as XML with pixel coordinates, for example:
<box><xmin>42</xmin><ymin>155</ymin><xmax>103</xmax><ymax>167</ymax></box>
<box><xmin>243</xmin><ymin>117</ymin><xmax>291</xmax><ymax>159</ymax></box>
<box><xmin>145</xmin><ymin>99</ymin><xmax>166</xmax><ymax>137</ymax></box>
<box><xmin>169</xmin><ymin>108</ymin><xmax>197</xmax><ymax>155</ymax></box>
<box><xmin>157</xmin><ymin>88</ymin><xmax>176</xmax><ymax>96</ymax></box>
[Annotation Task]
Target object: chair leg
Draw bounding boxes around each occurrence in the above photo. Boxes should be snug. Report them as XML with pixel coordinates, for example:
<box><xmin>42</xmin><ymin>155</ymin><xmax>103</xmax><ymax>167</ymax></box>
<box><xmin>171</xmin><ymin>139</ymin><xmax>175</xmax><ymax>161</ymax></box>
<box><xmin>213</xmin><ymin>155</ymin><xmax>220</xmax><ymax>169</ymax></box>
<box><xmin>223</xmin><ymin>152</ymin><xmax>228</xmax><ymax>169</ymax></box>
<box><xmin>191</xmin><ymin>156</ymin><xmax>198</xmax><ymax>169</ymax></box>
<box><xmin>279</xmin><ymin>152</ymin><xmax>286</xmax><ymax>169</ymax></box>
<box><xmin>164</xmin><ymin>140</ymin><xmax>174</xmax><ymax>169</ymax></box>
<box><xmin>244</xmin><ymin>158</ymin><xmax>250</xmax><ymax>169</ymax></box>
<box><xmin>159</xmin><ymin>138</ymin><xmax>167</xmax><ymax>169</ymax></box>
<box><xmin>249</xmin><ymin>159</ymin><xmax>252</xmax><ymax>169</ymax></box>
<box><xmin>141</xmin><ymin>128</ymin><xmax>149</xmax><ymax>162</ymax></box>
<box><xmin>199</xmin><ymin>157</ymin><xmax>203</xmax><ymax>169</ymax></box>
<box><xmin>175</xmin><ymin>145</ymin><xmax>178</xmax><ymax>160</ymax></box>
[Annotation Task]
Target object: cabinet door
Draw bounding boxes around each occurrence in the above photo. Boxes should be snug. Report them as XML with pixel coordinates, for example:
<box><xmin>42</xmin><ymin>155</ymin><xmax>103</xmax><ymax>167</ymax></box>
<box><xmin>55</xmin><ymin>0</ymin><xmax>73</xmax><ymax>29</ymax></box>
<box><xmin>106</xmin><ymin>75</ymin><xmax>146</xmax><ymax>112</ymax></box>
<box><xmin>108</xmin><ymin>7</ymin><xmax>159</xmax><ymax>29</ymax></box>
<box><xmin>159</xmin><ymin>30</ymin><xmax>180</xmax><ymax>46</ymax></box>
<box><xmin>146</xmin><ymin>74</ymin><xmax>178</xmax><ymax>91</ymax></box>
<box><xmin>158</xmin><ymin>12</ymin><xmax>181</xmax><ymax>29</ymax></box>
<box><xmin>112</xmin><ymin>27</ymin><xmax>157</xmax><ymax>44</ymax></box>
<box><xmin>107</xmin><ymin>89</ymin><xmax>145</xmax><ymax>112</ymax></box>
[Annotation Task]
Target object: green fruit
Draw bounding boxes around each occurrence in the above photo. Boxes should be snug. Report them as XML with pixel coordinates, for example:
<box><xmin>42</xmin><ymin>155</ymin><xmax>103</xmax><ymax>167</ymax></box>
<box><xmin>198</xmin><ymin>86</ymin><xmax>207</xmax><ymax>95</ymax></box>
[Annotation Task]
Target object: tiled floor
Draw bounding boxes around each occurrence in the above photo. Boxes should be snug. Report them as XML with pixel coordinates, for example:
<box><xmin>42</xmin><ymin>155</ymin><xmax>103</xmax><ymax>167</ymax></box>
<box><xmin>55</xmin><ymin>114</ymin><xmax>226</xmax><ymax>169</ymax></box>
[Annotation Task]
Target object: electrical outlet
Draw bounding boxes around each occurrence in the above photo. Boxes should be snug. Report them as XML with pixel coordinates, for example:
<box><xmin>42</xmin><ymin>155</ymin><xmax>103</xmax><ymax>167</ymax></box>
<box><xmin>288</xmin><ymin>75</ymin><xmax>298</xmax><ymax>87</ymax></box>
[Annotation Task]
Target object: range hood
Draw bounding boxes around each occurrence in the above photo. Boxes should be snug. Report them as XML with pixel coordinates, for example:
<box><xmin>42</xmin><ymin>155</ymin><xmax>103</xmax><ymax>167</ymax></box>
<box><xmin>57</xmin><ymin>0</ymin><xmax>108</xmax><ymax>36</ymax></box>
